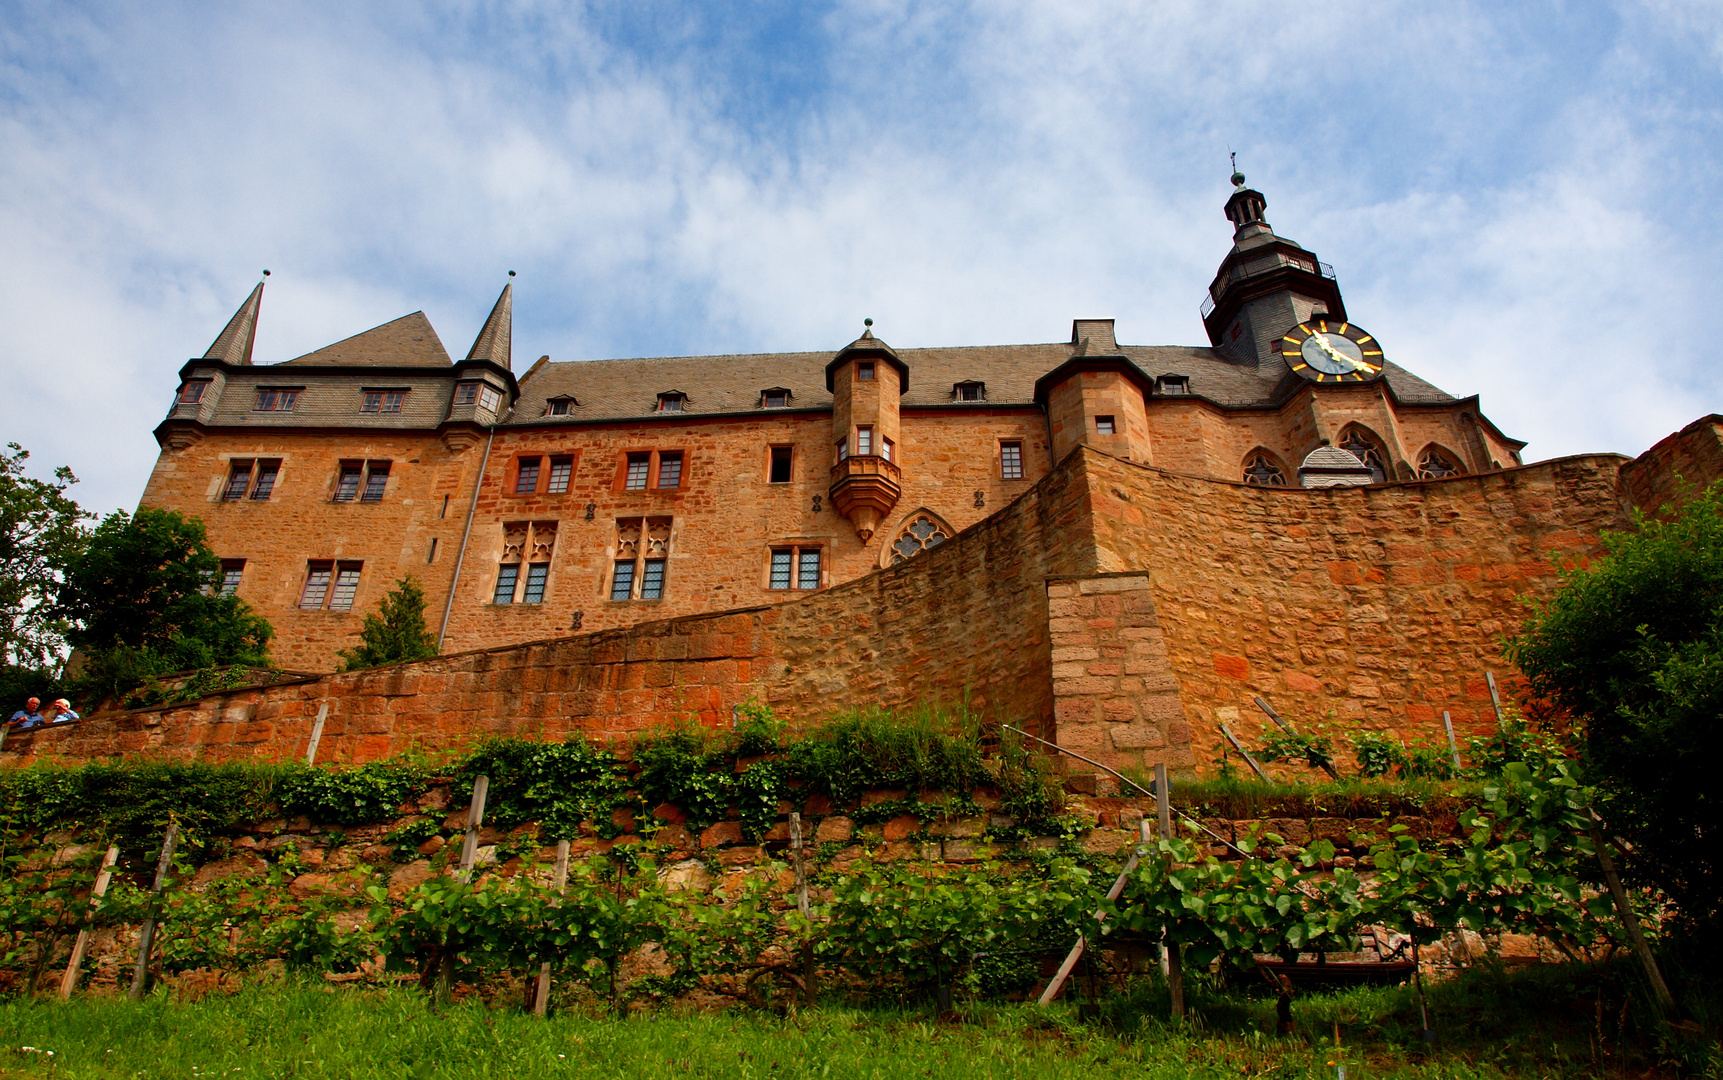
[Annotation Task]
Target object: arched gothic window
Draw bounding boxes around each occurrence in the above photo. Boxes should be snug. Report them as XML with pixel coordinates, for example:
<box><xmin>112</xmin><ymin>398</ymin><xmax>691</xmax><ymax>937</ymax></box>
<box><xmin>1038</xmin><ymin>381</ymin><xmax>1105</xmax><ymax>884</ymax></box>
<box><xmin>1417</xmin><ymin>445</ymin><xmax>1464</xmax><ymax>479</ymax></box>
<box><xmin>1242</xmin><ymin>450</ymin><xmax>1287</xmax><ymax>487</ymax></box>
<box><xmin>886</xmin><ymin>511</ymin><xmax>953</xmax><ymax>565</ymax></box>
<box><xmin>1337</xmin><ymin>426</ymin><xmax>1389</xmax><ymax>484</ymax></box>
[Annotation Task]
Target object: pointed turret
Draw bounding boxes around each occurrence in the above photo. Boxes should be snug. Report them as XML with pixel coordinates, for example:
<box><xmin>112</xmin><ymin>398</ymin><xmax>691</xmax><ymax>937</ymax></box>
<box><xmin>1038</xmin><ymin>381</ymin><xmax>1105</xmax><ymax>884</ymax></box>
<box><xmin>466</xmin><ymin>277</ymin><xmax>513</xmax><ymax>370</ymax></box>
<box><xmin>203</xmin><ymin>279</ymin><xmax>264</xmax><ymax>366</ymax></box>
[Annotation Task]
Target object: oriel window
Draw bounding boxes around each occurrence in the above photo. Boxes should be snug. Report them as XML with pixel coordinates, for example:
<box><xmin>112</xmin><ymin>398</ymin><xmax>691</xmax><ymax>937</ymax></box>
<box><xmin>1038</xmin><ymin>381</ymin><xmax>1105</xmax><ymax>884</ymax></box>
<box><xmin>855</xmin><ymin>427</ymin><xmax>873</xmax><ymax>456</ymax></box>
<box><xmin>454</xmin><ymin>382</ymin><xmax>479</xmax><ymax>406</ymax></box>
<box><xmin>177</xmin><ymin>381</ymin><xmax>209</xmax><ymax>405</ymax></box>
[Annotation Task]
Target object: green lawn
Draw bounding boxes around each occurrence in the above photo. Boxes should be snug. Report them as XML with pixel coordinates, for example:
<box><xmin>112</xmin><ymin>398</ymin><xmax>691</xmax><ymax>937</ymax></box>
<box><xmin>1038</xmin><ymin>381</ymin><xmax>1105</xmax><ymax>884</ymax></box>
<box><xmin>0</xmin><ymin>964</ymin><xmax>1706</xmax><ymax>1080</ymax></box>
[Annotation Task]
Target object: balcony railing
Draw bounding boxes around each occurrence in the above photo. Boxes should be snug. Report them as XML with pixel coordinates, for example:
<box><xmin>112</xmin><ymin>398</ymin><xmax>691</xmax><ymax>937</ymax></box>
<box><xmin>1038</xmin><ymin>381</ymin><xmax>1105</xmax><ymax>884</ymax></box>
<box><xmin>830</xmin><ymin>455</ymin><xmax>902</xmax><ymax>486</ymax></box>
<box><xmin>1201</xmin><ymin>254</ymin><xmax>1335</xmax><ymax>319</ymax></box>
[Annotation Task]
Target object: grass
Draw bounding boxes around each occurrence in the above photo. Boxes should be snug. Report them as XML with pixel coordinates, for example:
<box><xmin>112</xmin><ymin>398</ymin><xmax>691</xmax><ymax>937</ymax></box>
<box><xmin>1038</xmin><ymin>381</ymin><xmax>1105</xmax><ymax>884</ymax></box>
<box><xmin>0</xmin><ymin>960</ymin><xmax>1714</xmax><ymax>1079</ymax></box>
<box><xmin>1144</xmin><ymin>773</ymin><xmax>1484</xmax><ymax>821</ymax></box>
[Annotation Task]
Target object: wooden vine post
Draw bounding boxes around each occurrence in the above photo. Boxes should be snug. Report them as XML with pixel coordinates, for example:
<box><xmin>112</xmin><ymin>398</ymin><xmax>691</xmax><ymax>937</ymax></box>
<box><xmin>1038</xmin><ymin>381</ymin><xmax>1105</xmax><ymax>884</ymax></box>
<box><xmin>436</xmin><ymin>775</ymin><xmax>489</xmax><ymax>1003</ymax></box>
<box><xmin>532</xmin><ymin>837</ymin><xmax>571</xmax><ymax>1017</ymax></box>
<box><xmin>791</xmin><ymin>811</ymin><xmax>815</xmax><ymax>1003</ymax></box>
<box><xmin>1486</xmin><ymin>671</ymin><xmax>1507</xmax><ymax>730</ymax></box>
<box><xmin>1219</xmin><ymin>723</ymin><xmax>1275</xmax><ymax>782</ymax></box>
<box><xmin>128</xmin><ymin>823</ymin><xmax>179</xmax><ymax>1001</ymax></box>
<box><xmin>1254</xmin><ymin>696</ymin><xmax>1340</xmax><ymax>781</ymax></box>
<box><xmin>1156</xmin><ymin>762</ymin><xmax>1183</xmax><ymax>1021</ymax></box>
<box><xmin>1589</xmin><ymin>816</ymin><xmax>1675</xmax><ymax>1012</ymax></box>
<box><xmin>1038</xmin><ymin>799</ymin><xmax>1153</xmax><ymax>1006</ymax></box>
<box><xmin>59</xmin><ymin>843</ymin><xmax>121</xmax><ymax>999</ymax></box>
<box><xmin>304</xmin><ymin>702</ymin><xmax>329</xmax><ymax>766</ymax></box>
<box><xmin>1442</xmin><ymin>711</ymin><xmax>1462</xmax><ymax>771</ymax></box>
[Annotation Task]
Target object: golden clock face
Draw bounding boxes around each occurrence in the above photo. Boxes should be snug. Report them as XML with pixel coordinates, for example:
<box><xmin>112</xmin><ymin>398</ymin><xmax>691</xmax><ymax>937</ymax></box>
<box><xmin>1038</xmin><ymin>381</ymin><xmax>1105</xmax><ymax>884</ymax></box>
<box><xmin>1283</xmin><ymin>319</ymin><xmax>1384</xmax><ymax>383</ymax></box>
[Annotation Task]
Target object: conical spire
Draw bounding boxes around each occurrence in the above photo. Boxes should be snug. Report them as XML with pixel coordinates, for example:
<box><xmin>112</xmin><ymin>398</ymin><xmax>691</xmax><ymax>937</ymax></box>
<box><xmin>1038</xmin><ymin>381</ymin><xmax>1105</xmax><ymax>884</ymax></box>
<box><xmin>465</xmin><ymin>276</ymin><xmax>513</xmax><ymax>369</ymax></box>
<box><xmin>203</xmin><ymin>278</ymin><xmax>265</xmax><ymax>365</ymax></box>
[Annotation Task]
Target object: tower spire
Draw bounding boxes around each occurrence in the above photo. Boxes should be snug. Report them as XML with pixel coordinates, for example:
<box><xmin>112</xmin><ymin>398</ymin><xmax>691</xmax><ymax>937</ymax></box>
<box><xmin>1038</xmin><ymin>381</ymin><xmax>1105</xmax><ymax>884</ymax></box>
<box><xmin>202</xmin><ymin>274</ymin><xmax>266</xmax><ymax>365</ymax></box>
<box><xmin>465</xmin><ymin>273</ymin><xmax>514</xmax><ymax>370</ymax></box>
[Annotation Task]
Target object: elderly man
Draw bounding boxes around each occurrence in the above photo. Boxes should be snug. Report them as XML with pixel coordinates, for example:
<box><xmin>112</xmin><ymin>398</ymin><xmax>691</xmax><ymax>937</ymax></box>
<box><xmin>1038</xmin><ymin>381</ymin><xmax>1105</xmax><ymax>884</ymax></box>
<box><xmin>45</xmin><ymin>699</ymin><xmax>79</xmax><ymax>724</ymax></box>
<box><xmin>7</xmin><ymin>697</ymin><xmax>45</xmax><ymax>731</ymax></box>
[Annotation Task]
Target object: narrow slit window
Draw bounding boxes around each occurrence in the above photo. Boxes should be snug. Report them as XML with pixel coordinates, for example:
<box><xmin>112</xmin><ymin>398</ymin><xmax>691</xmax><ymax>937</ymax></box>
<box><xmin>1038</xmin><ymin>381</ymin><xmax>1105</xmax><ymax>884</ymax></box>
<box><xmin>427</xmin><ymin>537</ymin><xmax>439</xmax><ymax>564</ymax></box>
<box><xmin>547</xmin><ymin>456</ymin><xmax>573</xmax><ymax>494</ymax></box>
<box><xmin>1095</xmin><ymin>415</ymin><xmax>1116</xmax><ymax>435</ymax></box>
<box><xmin>610</xmin><ymin>561</ymin><xmax>635</xmax><ymax>600</ymax></box>
<box><xmin>334</xmin><ymin>464</ymin><xmax>363</xmax><ymax>502</ymax></box>
<box><xmin>222</xmin><ymin>461</ymin><xmax>253</xmax><ymax>501</ymax></box>
<box><xmin>769</xmin><ymin>549</ymin><xmax>793</xmax><ymax>590</ymax></box>
<box><xmin>250</xmin><ymin>460</ymin><xmax>280</xmax><ymax>500</ymax></box>
<box><xmin>523</xmin><ymin>563</ymin><xmax>549</xmax><ymax>603</ymax></box>
<box><xmin>656</xmin><ymin>452</ymin><xmax>683</xmax><ymax>489</ymax></box>
<box><xmin>494</xmin><ymin>564</ymin><xmax>520</xmax><ymax>604</ymax></box>
<box><xmin>835</xmin><ymin>438</ymin><xmax>848</xmax><ymax>462</ymax></box>
<box><xmin>624</xmin><ymin>453</ymin><xmax>650</xmax><ymax>490</ymax></box>
<box><xmin>361</xmin><ymin>461</ymin><xmax>390</xmax><ymax>503</ymax></box>
<box><xmin>856</xmin><ymin>427</ymin><xmax>873</xmax><ymax>456</ymax></box>
<box><xmin>797</xmin><ymin>549</ymin><xmax>821</xmax><ymax>590</ymax></box>
<box><xmin>299</xmin><ymin>564</ymin><xmax>332</xmax><ymax>610</ymax></box>
<box><xmin>1001</xmin><ymin>441</ymin><xmax>1024</xmax><ymax>480</ymax></box>
<box><xmin>515</xmin><ymin>457</ymin><xmax>541</xmax><ymax>495</ymax></box>
<box><xmin>640</xmin><ymin>558</ymin><xmax>666</xmax><ymax>599</ymax></box>
<box><xmin>329</xmin><ymin>564</ymin><xmax>362</xmax><ymax>611</ymax></box>
<box><xmin>769</xmin><ymin>446</ymin><xmax>793</xmax><ymax>484</ymax></box>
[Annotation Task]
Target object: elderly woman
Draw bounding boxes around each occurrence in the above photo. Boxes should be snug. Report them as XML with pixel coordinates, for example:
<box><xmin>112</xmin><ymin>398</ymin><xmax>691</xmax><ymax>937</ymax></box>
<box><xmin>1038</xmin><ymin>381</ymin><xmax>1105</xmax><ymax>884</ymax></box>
<box><xmin>45</xmin><ymin>699</ymin><xmax>79</xmax><ymax>724</ymax></box>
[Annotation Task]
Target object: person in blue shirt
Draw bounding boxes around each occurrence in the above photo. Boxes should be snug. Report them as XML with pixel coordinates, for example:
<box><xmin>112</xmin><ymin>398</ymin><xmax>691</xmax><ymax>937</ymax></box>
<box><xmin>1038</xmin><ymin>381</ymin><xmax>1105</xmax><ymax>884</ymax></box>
<box><xmin>7</xmin><ymin>697</ymin><xmax>45</xmax><ymax>730</ymax></box>
<box><xmin>46</xmin><ymin>699</ymin><xmax>79</xmax><ymax>724</ymax></box>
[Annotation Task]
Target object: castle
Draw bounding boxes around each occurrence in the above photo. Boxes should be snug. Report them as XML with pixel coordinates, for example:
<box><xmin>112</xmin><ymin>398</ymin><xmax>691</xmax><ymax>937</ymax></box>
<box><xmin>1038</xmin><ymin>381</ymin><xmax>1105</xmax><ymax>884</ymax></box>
<box><xmin>27</xmin><ymin>175</ymin><xmax>1710</xmax><ymax>778</ymax></box>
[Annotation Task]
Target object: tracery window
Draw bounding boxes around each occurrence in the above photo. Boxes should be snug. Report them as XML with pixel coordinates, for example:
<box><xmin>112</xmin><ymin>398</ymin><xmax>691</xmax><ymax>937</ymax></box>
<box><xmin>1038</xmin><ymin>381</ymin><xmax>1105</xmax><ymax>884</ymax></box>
<box><xmin>1417</xmin><ymin>446</ymin><xmax>1464</xmax><ymax>480</ymax></box>
<box><xmin>494</xmin><ymin>521</ymin><xmax>557</xmax><ymax>604</ymax></box>
<box><xmin>1337</xmin><ymin>427</ymin><xmax>1389</xmax><ymax>484</ymax></box>
<box><xmin>888</xmin><ymin>513</ymin><xmax>952</xmax><ymax>565</ymax></box>
<box><xmin>1242</xmin><ymin>451</ymin><xmax>1286</xmax><ymax>487</ymax></box>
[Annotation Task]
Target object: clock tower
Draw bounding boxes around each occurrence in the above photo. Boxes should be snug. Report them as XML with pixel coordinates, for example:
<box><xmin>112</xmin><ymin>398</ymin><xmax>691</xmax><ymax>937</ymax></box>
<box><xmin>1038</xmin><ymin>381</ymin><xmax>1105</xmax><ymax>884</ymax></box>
<box><xmin>1201</xmin><ymin>169</ymin><xmax>1348</xmax><ymax>366</ymax></box>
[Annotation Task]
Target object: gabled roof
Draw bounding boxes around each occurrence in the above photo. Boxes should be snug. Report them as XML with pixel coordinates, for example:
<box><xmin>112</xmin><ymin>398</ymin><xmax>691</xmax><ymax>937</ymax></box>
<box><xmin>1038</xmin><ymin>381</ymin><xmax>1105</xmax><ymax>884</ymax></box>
<box><xmin>281</xmin><ymin>312</ymin><xmax>452</xmax><ymax>367</ymax></box>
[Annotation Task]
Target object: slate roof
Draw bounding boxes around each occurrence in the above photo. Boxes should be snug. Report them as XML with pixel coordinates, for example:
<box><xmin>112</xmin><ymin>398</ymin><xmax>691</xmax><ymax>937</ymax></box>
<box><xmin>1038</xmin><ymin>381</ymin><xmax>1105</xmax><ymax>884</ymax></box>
<box><xmin>282</xmin><ymin>312</ymin><xmax>452</xmax><ymax>367</ymax></box>
<box><xmin>506</xmin><ymin>340</ymin><xmax>1458</xmax><ymax>424</ymax></box>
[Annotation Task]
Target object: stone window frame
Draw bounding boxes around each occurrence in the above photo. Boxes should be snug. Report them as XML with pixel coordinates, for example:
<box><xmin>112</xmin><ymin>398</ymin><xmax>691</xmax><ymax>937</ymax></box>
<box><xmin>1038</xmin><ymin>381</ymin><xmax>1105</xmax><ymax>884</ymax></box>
<box><xmin>767</xmin><ymin>444</ymin><xmax>794</xmax><ymax>484</ymax></box>
<box><xmin>299</xmin><ymin>559</ymin><xmax>363</xmax><ymax>612</ymax></box>
<box><xmin>1241</xmin><ymin>447</ymin><xmax>1289</xmax><ymax>487</ymax></box>
<box><xmin>1000</xmin><ymin>440</ymin><xmax>1025</xmax><ymax>480</ymax></box>
<box><xmin>881</xmin><ymin>508</ymin><xmax>956</xmax><ymax>568</ymax></box>
<box><xmin>510</xmin><ymin>451</ymin><xmax>581</xmax><ymax>496</ymax></box>
<box><xmin>1415</xmin><ymin>443</ymin><xmax>1466</xmax><ymax>480</ymax></box>
<box><xmin>219</xmin><ymin>458</ymin><xmax>282</xmax><ymax>502</ymax></box>
<box><xmin>332</xmin><ymin>459</ymin><xmax>391</xmax><ymax>503</ymax></box>
<box><xmin>614</xmin><ymin>449</ymin><xmax>686</xmax><ymax>493</ymax></box>
<box><xmin>609</xmin><ymin>516</ymin><xmax>672</xmax><ymax>602</ymax></box>
<box><xmin>493</xmin><ymin>521</ymin><xmax>558</xmax><ymax>605</ymax></box>
<box><xmin>1335</xmin><ymin>424</ymin><xmax>1391</xmax><ymax>485</ymax></box>
<box><xmin>765</xmin><ymin>544</ymin><xmax>823</xmax><ymax>591</ymax></box>
<box><xmin>1095</xmin><ymin>415</ymin><xmax>1116</xmax><ymax>435</ymax></box>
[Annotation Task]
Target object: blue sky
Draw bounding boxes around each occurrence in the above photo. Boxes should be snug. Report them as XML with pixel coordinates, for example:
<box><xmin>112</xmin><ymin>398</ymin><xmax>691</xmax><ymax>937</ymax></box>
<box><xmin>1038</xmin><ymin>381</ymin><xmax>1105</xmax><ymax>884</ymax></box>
<box><xmin>2</xmin><ymin>1</ymin><xmax>1720</xmax><ymax>514</ymax></box>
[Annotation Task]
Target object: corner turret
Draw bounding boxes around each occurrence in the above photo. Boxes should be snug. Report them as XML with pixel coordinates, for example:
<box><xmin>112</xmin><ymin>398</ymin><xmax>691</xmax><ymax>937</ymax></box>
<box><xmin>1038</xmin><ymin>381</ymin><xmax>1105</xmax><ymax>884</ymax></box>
<box><xmin>826</xmin><ymin>320</ymin><xmax>906</xmax><ymax>543</ymax></box>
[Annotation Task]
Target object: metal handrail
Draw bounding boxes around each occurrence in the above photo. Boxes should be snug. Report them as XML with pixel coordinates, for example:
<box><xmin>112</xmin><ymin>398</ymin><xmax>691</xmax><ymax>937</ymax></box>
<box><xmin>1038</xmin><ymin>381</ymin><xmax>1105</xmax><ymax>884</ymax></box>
<box><xmin>1202</xmin><ymin>255</ymin><xmax>1336</xmax><ymax>319</ymax></box>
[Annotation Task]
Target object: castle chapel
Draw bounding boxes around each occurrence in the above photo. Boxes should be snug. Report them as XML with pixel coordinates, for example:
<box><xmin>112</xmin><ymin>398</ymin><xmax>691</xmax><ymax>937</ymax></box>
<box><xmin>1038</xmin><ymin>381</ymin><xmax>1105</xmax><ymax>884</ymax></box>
<box><xmin>145</xmin><ymin>175</ymin><xmax>1528</xmax><ymax>674</ymax></box>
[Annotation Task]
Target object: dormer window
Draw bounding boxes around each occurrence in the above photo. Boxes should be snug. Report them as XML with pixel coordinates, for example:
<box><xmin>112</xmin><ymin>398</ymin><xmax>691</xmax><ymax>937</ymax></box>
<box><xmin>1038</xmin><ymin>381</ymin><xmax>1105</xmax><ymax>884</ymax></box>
<box><xmin>545</xmin><ymin>395</ymin><xmax>579</xmax><ymax>416</ymax></box>
<box><xmin>253</xmin><ymin>388</ymin><xmax>300</xmax><ymax>412</ymax></box>
<box><xmin>177</xmin><ymin>380</ymin><xmax>209</xmax><ymax>405</ymax></box>
<box><xmin>1156</xmin><ymin>375</ymin><xmax>1190</xmax><ymax>396</ymax></box>
<box><xmin>361</xmin><ymin>389</ymin><xmax>407</xmax><ymax>413</ymax></box>
<box><xmin>761</xmin><ymin>388</ymin><xmax>792</xmax><ymax>409</ymax></box>
<box><xmin>656</xmin><ymin>392</ymin><xmax>687</xmax><ymax>413</ymax></box>
<box><xmin>454</xmin><ymin>382</ymin><xmax>479</xmax><ymax>406</ymax></box>
<box><xmin>953</xmin><ymin>381</ymin><xmax>985</xmax><ymax>402</ymax></box>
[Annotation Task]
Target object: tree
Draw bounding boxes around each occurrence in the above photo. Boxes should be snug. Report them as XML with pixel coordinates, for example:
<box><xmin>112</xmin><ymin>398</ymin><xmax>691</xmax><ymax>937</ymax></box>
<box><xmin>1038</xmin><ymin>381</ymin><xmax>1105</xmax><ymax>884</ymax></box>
<box><xmin>57</xmin><ymin>507</ymin><xmax>273</xmax><ymax>698</ymax></box>
<box><xmin>1507</xmin><ymin>481</ymin><xmax>1723</xmax><ymax>939</ymax></box>
<box><xmin>339</xmin><ymin>575</ymin><xmax>437</xmax><ymax>671</ymax></box>
<box><xmin>0</xmin><ymin>443</ymin><xmax>91</xmax><ymax>669</ymax></box>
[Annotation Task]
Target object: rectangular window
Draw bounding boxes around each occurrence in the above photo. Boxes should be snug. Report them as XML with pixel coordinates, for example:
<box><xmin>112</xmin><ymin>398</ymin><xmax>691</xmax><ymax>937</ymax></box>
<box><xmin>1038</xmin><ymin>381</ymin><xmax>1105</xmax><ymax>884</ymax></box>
<box><xmin>523</xmin><ymin>563</ymin><xmax>549</xmax><ymax>604</ymax></box>
<box><xmin>334</xmin><ymin>463</ymin><xmax>363</xmax><ymax>502</ymax></box>
<box><xmin>1001</xmin><ymin>441</ymin><xmax>1024</xmax><ymax>480</ymax></box>
<box><xmin>454</xmin><ymin>382</ymin><xmax>479</xmax><ymax>406</ymax></box>
<box><xmin>329</xmin><ymin>564</ymin><xmax>362</xmax><ymax>611</ymax></box>
<box><xmin>763</xmin><ymin>390</ymin><xmax>788</xmax><ymax>409</ymax></box>
<box><xmin>547</xmin><ymin>456</ymin><xmax>573</xmax><ymax>494</ymax></box>
<box><xmin>856</xmin><ymin>427</ymin><xmax>873</xmax><ymax>456</ymax></box>
<box><xmin>178</xmin><ymin>381</ymin><xmax>207</xmax><ymax>404</ymax></box>
<box><xmin>1095</xmin><ymin>415</ymin><xmax>1116</xmax><ymax>435</ymax></box>
<box><xmin>882</xmin><ymin>437</ymin><xmax>894</xmax><ymax>463</ymax></box>
<box><xmin>656</xmin><ymin>452</ymin><xmax>683</xmax><ymax>489</ymax></box>
<box><xmin>624</xmin><ymin>453</ymin><xmax>650</xmax><ymax>490</ymax></box>
<box><xmin>299</xmin><ymin>563</ymin><xmax>332</xmax><ymax>609</ymax></box>
<box><xmin>219</xmin><ymin>561</ymin><xmax>245</xmax><ymax>597</ymax></box>
<box><xmin>515</xmin><ymin>457</ymin><xmax>541</xmax><ymax>495</ymax></box>
<box><xmin>769</xmin><ymin>446</ymin><xmax>793</xmax><ymax>484</ymax></box>
<box><xmin>857</xmin><ymin>362</ymin><xmax>875</xmax><ymax>381</ymax></box>
<box><xmin>769</xmin><ymin>548</ymin><xmax>793</xmax><ymax>590</ymax></box>
<box><xmin>798</xmin><ymin>548</ymin><xmax>821</xmax><ymax>590</ymax></box>
<box><xmin>250</xmin><ymin>460</ymin><xmax>280</xmax><ymax>500</ymax></box>
<box><xmin>254</xmin><ymin>389</ymin><xmax>298</xmax><ymax>412</ymax></box>
<box><xmin>360</xmin><ymin>390</ymin><xmax>406</xmax><ymax>413</ymax></box>
<box><xmin>610</xmin><ymin>560</ymin><xmax>635</xmax><ymax>600</ymax></box>
<box><xmin>835</xmin><ymin>438</ymin><xmax>848</xmax><ymax>462</ymax></box>
<box><xmin>479</xmin><ymin>386</ymin><xmax>502</xmax><ymax>412</ymax></box>
<box><xmin>640</xmin><ymin>558</ymin><xmax>666</xmax><ymax>599</ymax></box>
<box><xmin>361</xmin><ymin>392</ymin><xmax>382</xmax><ymax>413</ymax></box>
<box><xmin>361</xmin><ymin>461</ymin><xmax>390</xmax><ymax>503</ymax></box>
<box><xmin>222</xmin><ymin>461</ymin><xmax>253</xmax><ymax>501</ymax></box>
<box><xmin>494</xmin><ymin>564</ymin><xmax>520</xmax><ymax>604</ymax></box>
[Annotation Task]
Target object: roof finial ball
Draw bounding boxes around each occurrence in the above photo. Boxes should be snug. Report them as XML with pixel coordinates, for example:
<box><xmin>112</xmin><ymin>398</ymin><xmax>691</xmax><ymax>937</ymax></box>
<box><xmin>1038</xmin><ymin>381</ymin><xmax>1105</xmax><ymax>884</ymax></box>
<box><xmin>1230</xmin><ymin>150</ymin><xmax>1246</xmax><ymax>190</ymax></box>
<box><xmin>508</xmin><ymin>270</ymin><xmax>516</xmax><ymax>278</ymax></box>
<box><xmin>262</xmin><ymin>269</ymin><xmax>270</xmax><ymax>278</ymax></box>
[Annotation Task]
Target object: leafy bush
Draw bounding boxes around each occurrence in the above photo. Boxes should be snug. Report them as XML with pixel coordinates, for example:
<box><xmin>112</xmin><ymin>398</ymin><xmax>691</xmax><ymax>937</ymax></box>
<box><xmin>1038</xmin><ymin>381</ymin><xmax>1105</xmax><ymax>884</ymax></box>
<box><xmin>275</xmin><ymin>762</ymin><xmax>424</xmax><ymax>826</ymax></box>
<box><xmin>787</xmin><ymin>706</ymin><xmax>989</xmax><ymax>805</ymax></box>
<box><xmin>458</xmin><ymin>739</ymin><xmax>628</xmax><ymax>840</ymax></box>
<box><xmin>1258</xmin><ymin>729</ymin><xmax>1335</xmax><ymax>772</ymax></box>
<box><xmin>1350</xmin><ymin>732</ymin><xmax>1403</xmax><ymax>778</ymax></box>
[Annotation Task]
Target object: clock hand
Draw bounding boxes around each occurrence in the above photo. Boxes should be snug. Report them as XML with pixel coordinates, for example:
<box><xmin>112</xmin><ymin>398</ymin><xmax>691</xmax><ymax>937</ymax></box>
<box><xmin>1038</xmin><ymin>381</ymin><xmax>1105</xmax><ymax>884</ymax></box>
<box><xmin>1312</xmin><ymin>332</ymin><xmax>1371</xmax><ymax>372</ymax></box>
